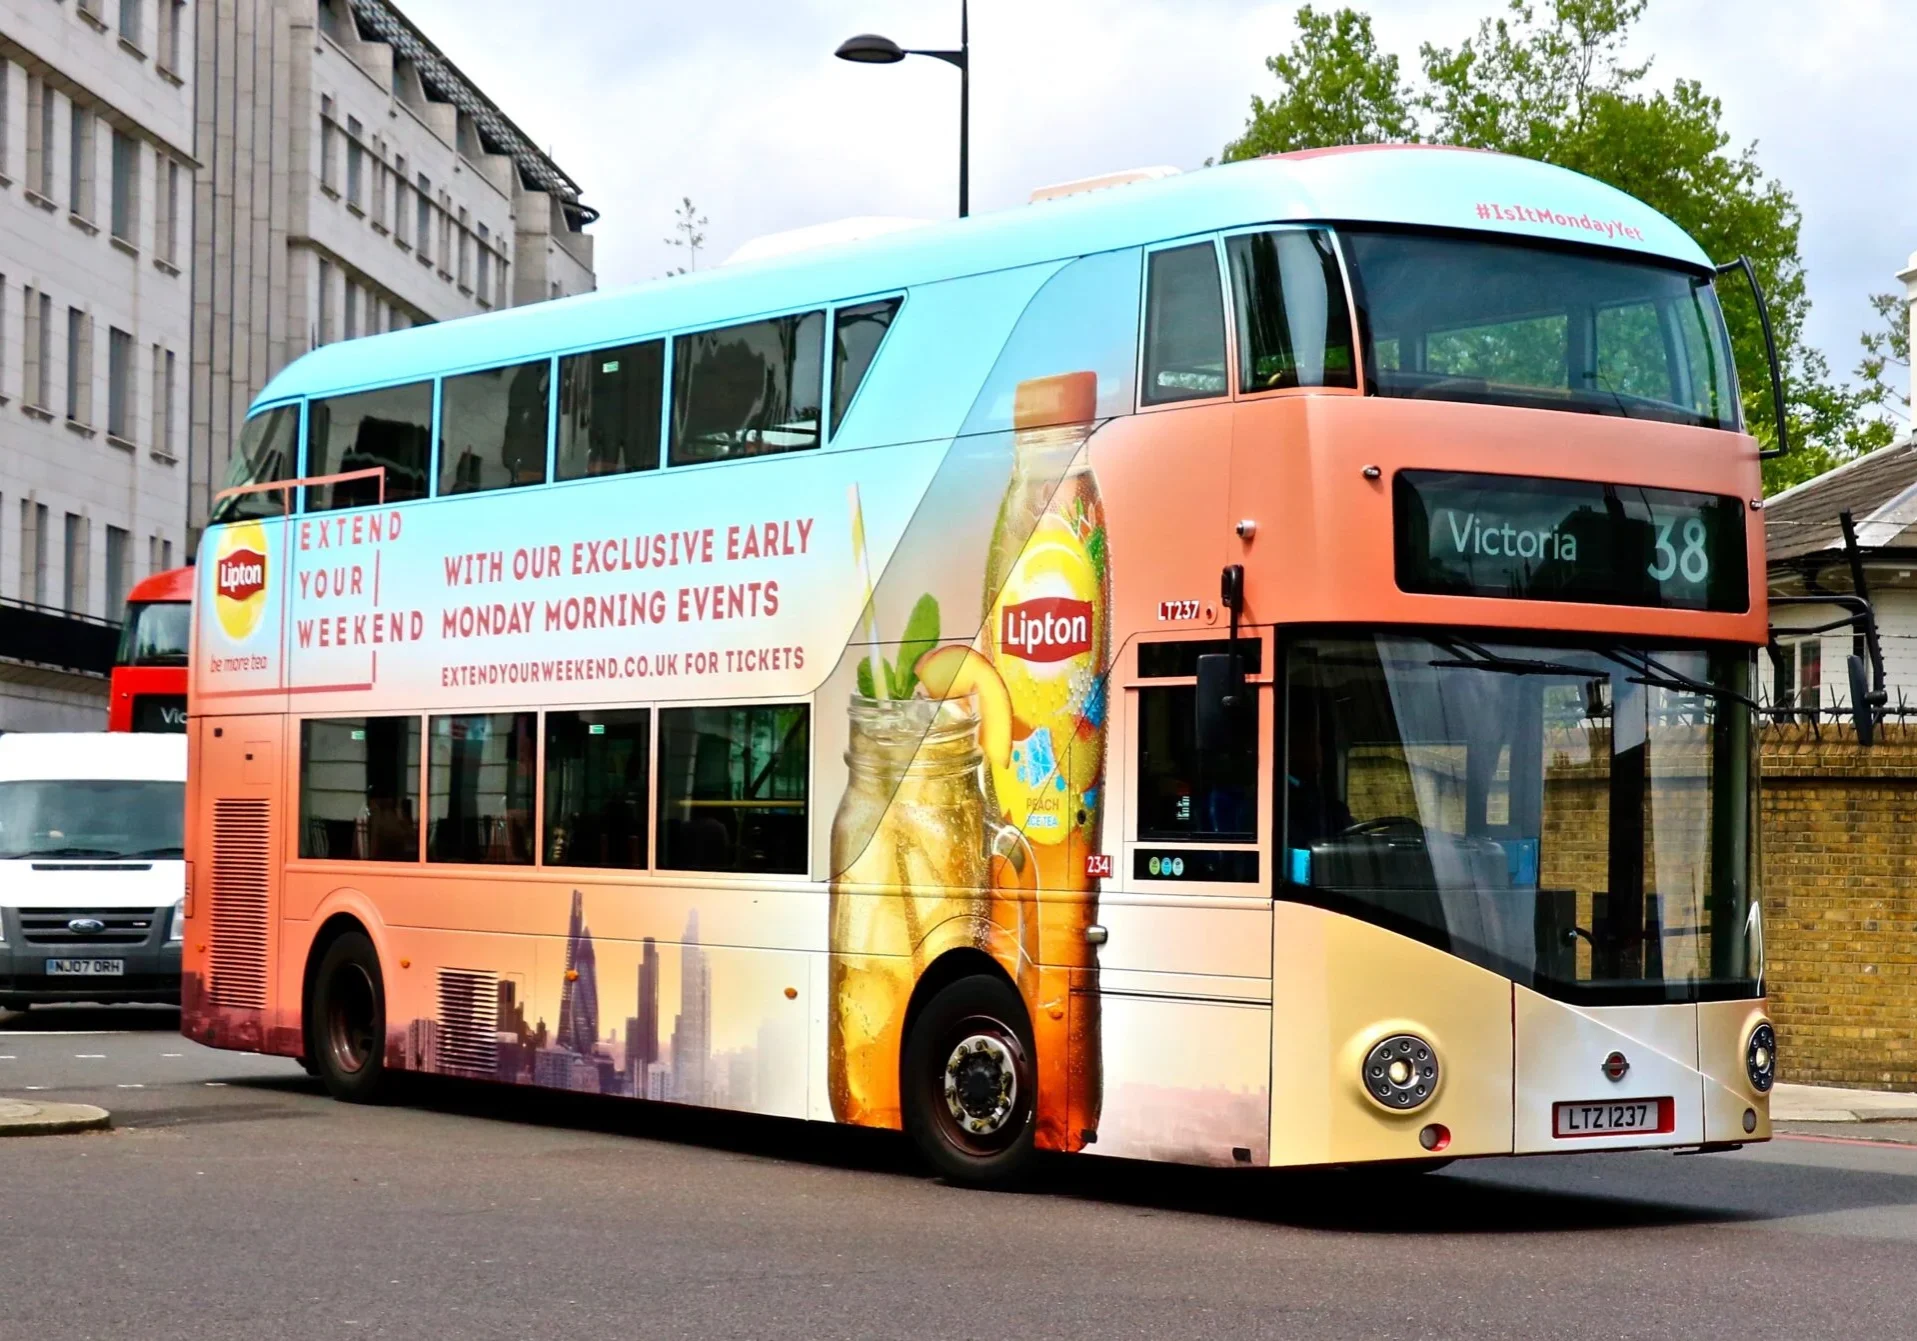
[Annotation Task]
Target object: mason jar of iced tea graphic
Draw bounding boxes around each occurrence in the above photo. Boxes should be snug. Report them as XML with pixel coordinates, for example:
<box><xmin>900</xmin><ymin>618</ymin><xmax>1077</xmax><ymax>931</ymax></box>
<box><xmin>827</xmin><ymin>695</ymin><xmax>1035</xmax><ymax>1127</ymax></box>
<box><xmin>982</xmin><ymin>371</ymin><xmax>1108</xmax><ymax>1150</ymax></box>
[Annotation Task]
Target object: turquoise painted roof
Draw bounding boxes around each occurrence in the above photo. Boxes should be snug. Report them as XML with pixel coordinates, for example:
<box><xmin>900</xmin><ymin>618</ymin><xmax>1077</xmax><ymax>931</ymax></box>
<box><xmin>256</xmin><ymin>146</ymin><xmax>1714</xmax><ymax>407</ymax></box>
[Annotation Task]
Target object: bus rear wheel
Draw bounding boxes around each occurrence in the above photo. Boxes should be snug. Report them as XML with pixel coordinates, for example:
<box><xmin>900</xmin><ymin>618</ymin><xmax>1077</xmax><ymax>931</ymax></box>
<box><xmin>901</xmin><ymin>973</ymin><xmax>1036</xmax><ymax>1188</ymax></box>
<box><xmin>307</xmin><ymin>930</ymin><xmax>391</xmax><ymax>1103</ymax></box>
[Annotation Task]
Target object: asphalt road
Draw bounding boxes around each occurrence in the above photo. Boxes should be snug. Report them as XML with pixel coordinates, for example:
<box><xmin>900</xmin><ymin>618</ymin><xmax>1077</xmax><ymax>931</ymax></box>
<box><xmin>4</xmin><ymin>1006</ymin><xmax>1916</xmax><ymax>1340</ymax></box>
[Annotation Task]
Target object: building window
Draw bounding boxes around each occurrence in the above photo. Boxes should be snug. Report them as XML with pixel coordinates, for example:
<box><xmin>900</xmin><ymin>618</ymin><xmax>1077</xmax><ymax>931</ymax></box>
<box><xmin>558</xmin><ymin>339</ymin><xmax>663</xmax><ymax>480</ymax></box>
<box><xmin>306</xmin><ymin>380</ymin><xmax>434</xmax><ymax>510</ymax></box>
<box><xmin>319</xmin><ymin>95</ymin><xmax>337</xmax><ymax>193</ymax></box>
<box><xmin>670</xmin><ymin>312</ymin><xmax>825</xmax><ymax>465</ymax></box>
<box><xmin>438</xmin><ymin>358</ymin><xmax>550</xmax><ymax>494</ymax></box>
<box><xmin>299</xmin><ymin>717</ymin><xmax>422</xmax><ymax>861</ymax></box>
<box><xmin>316</xmin><ymin>257</ymin><xmax>333</xmax><ymax>345</ymax></box>
<box><xmin>158</xmin><ymin>0</ymin><xmax>183</xmax><ymax>72</ymax></box>
<box><xmin>0</xmin><ymin>61</ymin><xmax>9</xmax><ymax>180</ymax></box>
<box><xmin>830</xmin><ymin>298</ymin><xmax>901</xmax><ymax>434</ymax></box>
<box><xmin>157</xmin><ymin>156</ymin><xmax>180</xmax><ymax>265</ymax></box>
<box><xmin>66</xmin><ymin>307</ymin><xmax>92</xmax><ymax>424</ymax></box>
<box><xmin>21</xmin><ymin>502</ymin><xmax>48</xmax><ymax>606</ymax></box>
<box><xmin>544</xmin><ymin>709</ymin><xmax>651</xmax><ymax>869</ymax></box>
<box><xmin>1142</xmin><ymin>243</ymin><xmax>1229</xmax><ymax>405</ymax></box>
<box><xmin>105</xmin><ymin>525</ymin><xmax>130</xmax><ymax>614</ymax></box>
<box><xmin>496</xmin><ymin>256</ymin><xmax>509</xmax><ymax>310</ymax></box>
<box><xmin>69</xmin><ymin>103</ymin><xmax>95</xmax><ymax>219</ymax></box>
<box><xmin>343</xmin><ymin>280</ymin><xmax>358</xmax><ymax>340</ymax></box>
<box><xmin>110</xmin><ymin>130</ymin><xmax>139</xmax><ymax>244</ymax></box>
<box><xmin>1772</xmin><ymin>637</ymin><xmax>1823</xmax><ymax>719</ymax></box>
<box><xmin>107</xmin><ymin>326</ymin><xmax>133</xmax><ymax>439</ymax></box>
<box><xmin>427</xmin><ymin>713</ymin><xmax>536</xmax><ymax>864</ymax></box>
<box><xmin>345</xmin><ymin>115</ymin><xmax>362</xmax><ymax>209</ymax></box>
<box><xmin>25</xmin><ymin>288</ymin><xmax>51</xmax><ymax>409</ymax></box>
<box><xmin>457</xmin><ymin>208</ymin><xmax>471</xmax><ymax>290</ymax></box>
<box><xmin>657</xmin><ymin>704</ymin><xmax>809</xmax><ymax>874</ymax></box>
<box><xmin>476</xmin><ymin>224</ymin><xmax>491</xmax><ymax>306</ymax></box>
<box><xmin>415</xmin><ymin>174</ymin><xmax>431</xmax><ymax>262</ymax></box>
<box><xmin>27</xmin><ymin>76</ymin><xmax>53</xmax><ymax>200</ymax></box>
<box><xmin>150</xmin><ymin>343</ymin><xmax>168</xmax><ymax>454</ymax></box>
<box><xmin>63</xmin><ymin>513</ymin><xmax>88</xmax><ymax>615</ymax></box>
<box><xmin>119</xmin><ymin>0</ymin><xmax>142</xmax><ymax>46</ymax></box>
<box><xmin>392</xmin><ymin>155</ymin><xmax>408</xmax><ymax>244</ymax></box>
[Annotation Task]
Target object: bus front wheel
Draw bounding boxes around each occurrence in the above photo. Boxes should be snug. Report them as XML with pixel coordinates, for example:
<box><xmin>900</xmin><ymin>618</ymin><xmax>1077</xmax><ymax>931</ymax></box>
<box><xmin>307</xmin><ymin>930</ymin><xmax>391</xmax><ymax>1103</ymax></box>
<box><xmin>901</xmin><ymin>973</ymin><xmax>1037</xmax><ymax>1188</ymax></box>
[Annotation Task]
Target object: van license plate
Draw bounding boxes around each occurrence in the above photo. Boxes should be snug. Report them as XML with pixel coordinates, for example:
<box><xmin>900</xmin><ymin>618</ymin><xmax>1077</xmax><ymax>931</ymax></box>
<box><xmin>46</xmin><ymin>959</ymin><xmax>125</xmax><ymax>976</ymax></box>
<box><xmin>1554</xmin><ymin>1098</ymin><xmax>1673</xmax><ymax>1137</ymax></box>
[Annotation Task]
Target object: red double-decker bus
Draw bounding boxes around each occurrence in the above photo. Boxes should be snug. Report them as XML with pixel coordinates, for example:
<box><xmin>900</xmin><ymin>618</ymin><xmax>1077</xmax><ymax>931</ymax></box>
<box><xmin>109</xmin><ymin>566</ymin><xmax>193</xmax><ymax>732</ymax></box>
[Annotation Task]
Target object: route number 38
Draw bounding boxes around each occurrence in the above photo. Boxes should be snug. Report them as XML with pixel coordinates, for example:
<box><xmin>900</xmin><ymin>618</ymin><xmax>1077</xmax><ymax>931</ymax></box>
<box><xmin>1647</xmin><ymin>518</ymin><xmax>1709</xmax><ymax>585</ymax></box>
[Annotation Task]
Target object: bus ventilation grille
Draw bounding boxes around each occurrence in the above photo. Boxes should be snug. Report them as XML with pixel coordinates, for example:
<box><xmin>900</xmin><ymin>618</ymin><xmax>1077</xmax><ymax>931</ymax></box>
<box><xmin>209</xmin><ymin>798</ymin><xmax>272</xmax><ymax>1011</ymax></box>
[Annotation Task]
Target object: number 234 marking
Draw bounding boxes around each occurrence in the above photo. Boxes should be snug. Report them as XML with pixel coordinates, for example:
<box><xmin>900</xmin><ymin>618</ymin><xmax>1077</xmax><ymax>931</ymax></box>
<box><xmin>1158</xmin><ymin>600</ymin><xmax>1201</xmax><ymax>622</ymax></box>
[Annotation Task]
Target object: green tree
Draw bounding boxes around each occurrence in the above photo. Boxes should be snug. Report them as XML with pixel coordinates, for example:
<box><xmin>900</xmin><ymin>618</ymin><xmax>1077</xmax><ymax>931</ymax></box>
<box><xmin>1224</xmin><ymin>1</ymin><xmax>1871</xmax><ymax>494</ymax></box>
<box><xmin>1857</xmin><ymin>290</ymin><xmax>1910</xmax><ymax>439</ymax></box>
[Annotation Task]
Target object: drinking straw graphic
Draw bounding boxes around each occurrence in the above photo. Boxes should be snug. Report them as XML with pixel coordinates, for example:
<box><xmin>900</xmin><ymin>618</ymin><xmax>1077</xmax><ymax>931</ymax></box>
<box><xmin>848</xmin><ymin>483</ymin><xmax>888</xmax><ymax>699</ymax></box>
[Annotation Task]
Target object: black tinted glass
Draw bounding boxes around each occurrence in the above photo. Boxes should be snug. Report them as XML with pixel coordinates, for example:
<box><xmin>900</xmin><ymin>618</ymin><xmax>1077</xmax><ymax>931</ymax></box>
<box><xmin>307</xmin><ymin>382</ymin><xmax>433</xmax><ymax>510</ymax></box>
<box><xmin>557</xmin><ymin>340</ymin><xmax>663</xmax><ymax>479</ymax></box>
<box><xmin>1226</xmin><ymin>229</ymin><xmax>1357</xmax><ymax>391</ymax></box>
<box><xmin>299</xmin><ymin>716</ymin><xmax>420</xmax><ymax>861</ymax></box>
<box><xmin>831</xmin><ymin>299</ymin><xmax>900</xmax><ymax>434</ymax></box>
<box><xmin>1142</xmin><ymin>243</ymin><xmax>1228</xmax><ymax>404</ymax></box>
<box><xmin>1137</xmin><ymin>683</ymin><xmax>1259</xmax><ymax>841</ymax></box>
<box><xmin>657</xmin><ymin>704</ymin><xmax>808</xmax><ymax>873</ymax></box>
<box><xmin>115</xmin><ymin>599</ymin><xmax>192</xmax><ymax>666</ymax></box>
<box><xmin>428</xmin><ymin>713</ymin><xmax>536</xmax><ymax>864</ymax></box>
<box><xmin>439</xmin><ymin>359</ymin><xmax>550</xmax><ymax>494</ymax></box>
<box><xmin>670</xmin><ymin>313</ymin><xmax>824</xmax><ymax>465</ymax></box>
<box><xmin>545</xmin><ymin>709</ymin><xmax>651</xmax><ymax>869</ymax></box>
<box><xmin>212</xmin><ymin>405</ymin><xmax>299</xmax><ymax>522</ymax></box>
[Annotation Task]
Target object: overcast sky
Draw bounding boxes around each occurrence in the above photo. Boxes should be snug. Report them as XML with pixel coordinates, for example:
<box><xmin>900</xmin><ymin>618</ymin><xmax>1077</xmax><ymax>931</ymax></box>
<box><xmin>396</xmin><ymin>0</ymin><xmax>1912</xmax><ymax>391</ymax></box>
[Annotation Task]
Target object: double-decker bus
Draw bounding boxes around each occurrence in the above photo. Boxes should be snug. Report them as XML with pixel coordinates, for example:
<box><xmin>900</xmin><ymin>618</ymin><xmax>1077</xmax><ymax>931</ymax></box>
<box><xmin>109</xmin><ymin>566</ymin><xmax>193</xmax><ymax>732</ymax></box>
<box><xmin>184</xmin><ymin>145</ymin><xmax>1776</xmax><ymax>1184</ymax></box>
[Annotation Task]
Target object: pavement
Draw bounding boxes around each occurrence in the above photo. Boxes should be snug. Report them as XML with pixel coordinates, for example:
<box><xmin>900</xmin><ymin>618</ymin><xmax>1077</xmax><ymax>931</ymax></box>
<box><xmin>9</xmin><ymin>1004</ymin><xmax>1917</xmax><ymax>1339</ymax></box>
<box><xmin>1771</xmin><ymin>1081</ymin><xmax>1917</xmax><ymax>1123</ymax></box>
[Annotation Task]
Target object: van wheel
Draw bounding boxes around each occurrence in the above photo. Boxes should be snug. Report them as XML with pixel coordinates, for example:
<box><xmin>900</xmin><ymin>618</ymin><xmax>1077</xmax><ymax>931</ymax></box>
<box><xmin>307</xmin><ymin>931</ymin><xmax>390</xmax><ymax>1103</ymax></box>
<box><xmin>901</xmin><ymin>974</ymin><xmax>1037</xmax><ymax>1187</ymax></box>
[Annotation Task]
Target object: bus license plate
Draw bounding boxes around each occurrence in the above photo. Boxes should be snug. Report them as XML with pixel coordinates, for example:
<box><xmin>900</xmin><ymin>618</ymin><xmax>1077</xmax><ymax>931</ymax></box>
<box><xmin>1554</xmin><ymin>1098</ymin><xmax>1672</xmax><ymax>1138</ymax></box>
<box><xmin>46</xmin><ymin>959</ymin><xmax>125</xmax><ymax>977</ymax></box>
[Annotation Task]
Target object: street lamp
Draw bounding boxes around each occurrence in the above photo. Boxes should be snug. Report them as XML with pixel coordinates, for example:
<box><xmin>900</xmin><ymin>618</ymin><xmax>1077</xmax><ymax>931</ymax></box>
<box><xmin>835</xmin><ymin>0</ymin><xmax>970</xmax><ymax>218</ymax></box>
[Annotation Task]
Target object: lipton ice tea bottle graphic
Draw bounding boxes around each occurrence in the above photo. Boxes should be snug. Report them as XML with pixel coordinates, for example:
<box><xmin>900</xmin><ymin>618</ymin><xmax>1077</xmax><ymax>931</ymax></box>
<box><xmin>982</xmin><ymin>371</ymin><xmax>1107</xmax><ymax>1150</ymax></box>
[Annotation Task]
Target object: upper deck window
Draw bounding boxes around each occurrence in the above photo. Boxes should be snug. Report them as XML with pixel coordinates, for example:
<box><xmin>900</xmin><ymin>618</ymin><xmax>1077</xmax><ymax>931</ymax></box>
<box><xmin>1142</xmin><ymin>243</ymin><xmax>1228</xmax><ymax>404</ymax></box>
<box><xmin>439</xmin><ymin>358</ymin><xmax>551</xmax><ymax>495</ymax></box>
<box><xmin>1226</xmin><ymin>229</ymin><xmax>1357</xmax><ymax>392</ymax></box>
<box><xmin>831</xmin><ymin>299</ymin><xmax>900</xmax><ymax>435</ymax></box>
<box><xmin>670</xmin><ymin>312</ymin><xmax>825</xmax><ymax>466</ymax></box>
<box><xmin>1340</xmin><ymin>229</ymin><xmax>1738</xmax><ymax>430</ymax></box>
<box><xmin>212</xmin><ymin>404</ymin><xmax>300</xmax><ymax>523</ymax></box>
<box><xmin>307</xmin><ymin>381</ymin><xmax>433</xmax><ymax>511</ymax></box>
<box><xmin>557</xmin><ymin>339</ymin><xmax>664</xmax><ymax>479</ymax></box>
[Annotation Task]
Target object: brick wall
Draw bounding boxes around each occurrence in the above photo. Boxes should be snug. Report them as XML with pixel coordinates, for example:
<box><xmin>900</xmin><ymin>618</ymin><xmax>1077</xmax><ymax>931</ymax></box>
<box><xmin>1761</xmin><ymin>723</ymin><xmax>1917</xmax><ymax>1089</ymax></box>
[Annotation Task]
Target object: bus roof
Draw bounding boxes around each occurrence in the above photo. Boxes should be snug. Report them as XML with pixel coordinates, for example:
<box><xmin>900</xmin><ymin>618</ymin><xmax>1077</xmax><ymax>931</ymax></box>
<box><xmin>256</xmin><ymin>145</ymin><xmax>1713</xmax><ymax>406</ymax></box>
<box><xmin>127</xmin><ymin>565</ymin><xmax>195</xmax><ymax>605</ymax></box>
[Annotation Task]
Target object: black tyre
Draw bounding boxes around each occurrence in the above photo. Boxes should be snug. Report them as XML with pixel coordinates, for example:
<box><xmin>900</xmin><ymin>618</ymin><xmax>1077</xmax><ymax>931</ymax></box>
<box><xmin>307</xmin><ymin>930</ymin><xmax>390</xmax><ymax>1103</ymax></box>
<box><xmin>901</xmin><ymin>973</ymin><xmax>1037</xmax><ymax>1187</ymax></box>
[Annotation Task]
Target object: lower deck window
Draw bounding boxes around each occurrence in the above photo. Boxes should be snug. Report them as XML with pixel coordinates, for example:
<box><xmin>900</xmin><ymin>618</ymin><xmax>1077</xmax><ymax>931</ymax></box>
<box><xmin>657</xmin><ymin>704</ymin><xmax>809</xmax><ymax>873</ymax></box>
<box><xmin>299</xmin><ymin>716</ymin><xmax>420</xmax><ymax>861</ymax></box>
<box><xmin>428</xmin><ymin>712</ymin><xmax>535</xmax><ymax>864</ymax></box>
<box><xmin>1136</xmin><ymin>682</ymin><xmax>1259</xmax><ymax>842</ymax></box>
<box><xmin>544</xmin><ymin>708</ymin><xmax>651</xmax><ymax>869</ymax></box>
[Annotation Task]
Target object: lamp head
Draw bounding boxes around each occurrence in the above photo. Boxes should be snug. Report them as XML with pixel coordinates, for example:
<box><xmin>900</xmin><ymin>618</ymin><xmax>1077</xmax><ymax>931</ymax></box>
<box><xmin>835</xmin><ymin>33</ymin><xmax>907</xmax><ymax>63</ymax></box>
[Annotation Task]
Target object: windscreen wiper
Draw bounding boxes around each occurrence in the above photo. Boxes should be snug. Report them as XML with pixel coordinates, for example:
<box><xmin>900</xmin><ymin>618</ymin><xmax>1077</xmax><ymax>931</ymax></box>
<box><xmin>1427</xmin><ymin>636</ymin><xmax>1597</xmax><ymax>679</ymax></box>
<box><xmin>1596</xmin><ymin>647</ymin><xmax>1761</xmax><ymax>713</ymax></box>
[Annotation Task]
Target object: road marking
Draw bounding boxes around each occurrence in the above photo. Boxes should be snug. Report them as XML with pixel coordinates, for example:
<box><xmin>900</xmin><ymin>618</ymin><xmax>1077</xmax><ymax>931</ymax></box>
<box><xmin>74</xmin><ymin>1054</ymin><xmax>107</xmax><ymax>1059</ymax></box>
<box><xmin>0</xmin><ymin>1030</ymin><xmax>129</xmax><ymax>1036</ymax></box>
<box><xmin>204</xmin><ymin>1082</ymin><xmax>227</xmax><ymax>1087</ymax></box>
<box><xmin>161</xmin><ymin>1052</ymin><xmax>183</xmax><ymax>1058</ymax></box>
<box><xmin>1776</xmin><ymin>1131</ymin><xmax>1917</xmax><ymax>1150</ymax></box>
<box><xmin>24</xmin><ymin>1085</ymin><xmax>46</xmax><ymax>1091</ymax></box>
<box><xmin>0</xmin><ymin>1055</ymin><xmax>15</xmax><ymax>1060</ymax></box>
<box><xmin>117</xmin><ymin>1083</ymin><xmax>146</xmax><ymax>1089</ymax></box>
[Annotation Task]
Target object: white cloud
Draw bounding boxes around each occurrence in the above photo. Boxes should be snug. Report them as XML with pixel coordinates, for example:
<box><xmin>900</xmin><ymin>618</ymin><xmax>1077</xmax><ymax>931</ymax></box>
<box><xmin>396</xmin><ymin>0</ymin><xmax>1909</xmax><ymax>383</ymax></box>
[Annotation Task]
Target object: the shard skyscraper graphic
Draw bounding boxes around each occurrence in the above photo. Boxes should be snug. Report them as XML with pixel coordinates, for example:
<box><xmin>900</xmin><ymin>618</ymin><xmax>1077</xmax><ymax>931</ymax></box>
<box><xmin>555</xmin><ymin>889</ymin><xmax>599</xmax><ymax>1056</ymax></box>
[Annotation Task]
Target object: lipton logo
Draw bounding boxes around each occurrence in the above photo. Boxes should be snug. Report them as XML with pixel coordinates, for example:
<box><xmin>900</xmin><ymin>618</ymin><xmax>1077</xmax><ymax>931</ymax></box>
<box><xmin>1000</xmin><ymin>597</ymin><xmax>1092</xmax><ymax>663</ymax></box>
<box><xmin>213</xmin><ymin>521</ymin><xmax>270</xmax><ymax>641</ymax></box>
<box><xmin>217</xmin><ymin>550</ymin><xmax>266</xmax><ymax>602</ymax></box>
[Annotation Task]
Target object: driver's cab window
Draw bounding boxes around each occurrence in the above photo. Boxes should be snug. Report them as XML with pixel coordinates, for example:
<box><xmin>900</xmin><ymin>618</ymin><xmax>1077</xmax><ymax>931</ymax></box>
<box><xmin>1135</xmin><ymin>639</ymin><xmax>1261</xmax><ymax>843</ymax></box>
<box><xmin>211</xmin><ymin>404</ymin><xmax>300</xmax><ymax>523</ymax></box>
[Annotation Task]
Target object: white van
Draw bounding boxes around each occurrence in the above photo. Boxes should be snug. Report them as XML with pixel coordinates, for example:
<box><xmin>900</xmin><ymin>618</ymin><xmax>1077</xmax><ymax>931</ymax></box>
<box><xmin>0</xmin><ymin>733</ymin><xmax>186</xmax><ymax>1010</ymax></box>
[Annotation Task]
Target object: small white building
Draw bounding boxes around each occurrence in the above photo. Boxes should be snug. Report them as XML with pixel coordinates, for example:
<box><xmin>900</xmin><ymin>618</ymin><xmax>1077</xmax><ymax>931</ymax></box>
<box><xmin>0</xmin><ymin>0</ymin><xmax>197</xmax><ymax>729</ymax></box>
<box><xmin>188</xmin><ymin>0</ymin><xmax>597</xmax><ymax>540</ymax></box>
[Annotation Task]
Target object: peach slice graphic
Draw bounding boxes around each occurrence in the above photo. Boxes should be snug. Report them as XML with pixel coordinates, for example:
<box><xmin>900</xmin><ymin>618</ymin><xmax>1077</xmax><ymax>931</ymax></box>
<box><xmin>915</xmin><ymin>644</ymin><xmax>1013</xmax><ymax>769</ymax></box>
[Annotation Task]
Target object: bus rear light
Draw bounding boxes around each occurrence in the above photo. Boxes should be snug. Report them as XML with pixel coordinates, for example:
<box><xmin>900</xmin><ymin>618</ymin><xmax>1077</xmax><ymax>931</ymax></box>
<box><xmin>1419</xmin><ymin>1123</ymin><xmax>1450</xmax><ymax>1152</ymax></box>
<box><xmin>1364</xmin><ymin>1034</ymin><xmax>1439</xmax><ymax>1111</ymax></box>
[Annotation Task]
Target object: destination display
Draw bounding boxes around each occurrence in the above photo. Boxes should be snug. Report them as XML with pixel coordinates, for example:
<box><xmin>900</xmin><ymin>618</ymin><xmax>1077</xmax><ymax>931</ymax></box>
<box><xmin>1394</xmin><ymin>470</ymin><xmax>1747</xmax><ymax>613</ymax></box>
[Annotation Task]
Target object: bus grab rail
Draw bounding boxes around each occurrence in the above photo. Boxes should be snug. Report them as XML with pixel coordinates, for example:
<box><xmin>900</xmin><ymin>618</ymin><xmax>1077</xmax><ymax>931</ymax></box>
<box><xmin>212</xmin><ymin>466</ymin><xmax>387</xmax><ymax>513</ymax></box>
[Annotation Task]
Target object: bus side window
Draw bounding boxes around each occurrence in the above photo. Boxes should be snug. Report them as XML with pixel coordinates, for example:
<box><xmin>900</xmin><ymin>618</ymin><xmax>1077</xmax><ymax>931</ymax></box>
<box><xmin>1141</xmin><ymin>243</ymin><xmax>1228</xmax><ymax>405</ymax></box>
<box><xmin>670</xmin><ymin>312</ymin><xmax>825</xmax><ymax>466</ymax></box>
<box><xmin>557</xmin><ymin>340</ymin><xmax>664</xmax><ymax>480</ymax></box>
<box><xmin>830</xmin><ymin>298</ymin><xmax>901</xmax><ymax>436</ymax></box>
<box><xmin>212</xmin><ymin>405</ymin><xmax>299</xmax><ymax>523</ymax></box>
<box><xmin>439</xmin><ymin>358</ymin><xmax>552</xmax><ymax>495</ymax></box>
<box><xmin>299</xmin><ymin>716</ymin><xmax>421</xmax><ymax>862</ymax></box>
<box><xmin>545</xmin><ymin>708</ymin><xmax>651</xmax><ymax>870</ymax></box>
<box><xmin>427</xmin><ymin>712</ymin><xmax>537</xmax><ymax>865</ymax></box>
<box><xmin>1134</xmin><ymin>639</ymin><xmax>1262</xmax><ymax>843</ymax></box>
<box><xmin>307</xmin><ymin>381</ymin><xmax>433</xmax><ymax>511</ymax></box>
<box><xmin>1225</xmin><ymin>229</ymin><xmax>1357</xmax><ymax>392</ymax></box>
<box><xmin>656</xmin><ymin>704</ymin><xmax>809</xmax><ymax>874</ymax></box>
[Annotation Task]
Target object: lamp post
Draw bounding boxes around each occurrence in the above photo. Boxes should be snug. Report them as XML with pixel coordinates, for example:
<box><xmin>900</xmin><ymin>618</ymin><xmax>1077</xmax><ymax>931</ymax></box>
<box><xmin>835</xmin><ymin>0</ymin><xmax>970</xmax><ymax>218</ymax></box>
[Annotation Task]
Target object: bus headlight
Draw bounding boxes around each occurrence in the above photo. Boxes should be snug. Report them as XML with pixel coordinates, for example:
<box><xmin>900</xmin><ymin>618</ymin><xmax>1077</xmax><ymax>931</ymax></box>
<box><xmin>167</xmin><ymin>901</ymin><xmax>186</xmax><ymax>943</ymax></box>
<box><xmin>1746</xmin><ymin>1022</ymin><xmax>1776</xmax><ymax>1093</ymax></box>
<box><xmin>1364</xmin><ymin>1034</ymin><xmax>1439</xmax><ymax>1110</ymax></box>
